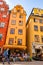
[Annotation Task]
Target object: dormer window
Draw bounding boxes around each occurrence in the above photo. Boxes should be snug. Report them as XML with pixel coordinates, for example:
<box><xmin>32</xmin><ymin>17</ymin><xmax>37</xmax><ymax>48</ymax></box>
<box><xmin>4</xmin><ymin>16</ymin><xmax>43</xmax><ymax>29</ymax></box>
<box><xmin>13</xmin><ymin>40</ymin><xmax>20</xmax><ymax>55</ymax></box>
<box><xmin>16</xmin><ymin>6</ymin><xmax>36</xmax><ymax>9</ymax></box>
<box><xmin>17</xmin><ymin>10</ymin><xmax>20</xmax><ymax>12</ymax></box>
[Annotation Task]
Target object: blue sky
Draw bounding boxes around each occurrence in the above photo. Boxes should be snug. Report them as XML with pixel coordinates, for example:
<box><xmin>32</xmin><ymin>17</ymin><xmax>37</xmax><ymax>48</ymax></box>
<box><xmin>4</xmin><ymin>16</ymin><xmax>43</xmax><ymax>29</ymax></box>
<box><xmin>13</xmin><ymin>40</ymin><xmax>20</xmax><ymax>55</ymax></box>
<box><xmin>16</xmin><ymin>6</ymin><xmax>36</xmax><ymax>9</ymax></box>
<box><xmin>5</xmin><ymin>0</ymin><xmax>43</xmax><ymax>20</ymax></box>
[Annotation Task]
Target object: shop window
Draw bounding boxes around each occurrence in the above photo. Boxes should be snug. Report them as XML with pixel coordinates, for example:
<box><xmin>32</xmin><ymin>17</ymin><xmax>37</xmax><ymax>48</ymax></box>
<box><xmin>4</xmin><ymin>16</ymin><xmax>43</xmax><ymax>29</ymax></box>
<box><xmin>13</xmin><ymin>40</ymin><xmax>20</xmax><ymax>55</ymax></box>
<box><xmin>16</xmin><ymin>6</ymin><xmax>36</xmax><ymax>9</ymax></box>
<box><xmin>18</xmin><ymin>39</ymin><xmax>22</xmax><ymax>45</ymax></box>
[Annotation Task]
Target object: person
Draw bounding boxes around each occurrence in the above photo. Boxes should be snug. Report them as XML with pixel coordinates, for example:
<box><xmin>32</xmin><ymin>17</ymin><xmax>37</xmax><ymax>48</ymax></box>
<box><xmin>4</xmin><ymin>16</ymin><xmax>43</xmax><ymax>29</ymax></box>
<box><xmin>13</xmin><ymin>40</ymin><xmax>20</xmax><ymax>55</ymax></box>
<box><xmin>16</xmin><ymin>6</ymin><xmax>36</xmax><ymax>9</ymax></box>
<box><xmin>2</xmin><ymin>48</ymin><xmax>10</xmax><ymax>64</ymax></box>
<box><xmin>22</xmin><ymin>53</ymin><xmax>28</xmax><ymax>61</ymax></box>
<box><xmin>10</xmin><ymin>53</ymin><xmax>13</xmax><ymax>61</ymax></box>
<box><xmin>13</xmin><ymin>52</ymin><xmax>16</xmax><ymax>62</ymax></box>
<box><xmin>0</xmin><ymin>51</ymin><xmax>2</xmax><ymax>62</ymax></box>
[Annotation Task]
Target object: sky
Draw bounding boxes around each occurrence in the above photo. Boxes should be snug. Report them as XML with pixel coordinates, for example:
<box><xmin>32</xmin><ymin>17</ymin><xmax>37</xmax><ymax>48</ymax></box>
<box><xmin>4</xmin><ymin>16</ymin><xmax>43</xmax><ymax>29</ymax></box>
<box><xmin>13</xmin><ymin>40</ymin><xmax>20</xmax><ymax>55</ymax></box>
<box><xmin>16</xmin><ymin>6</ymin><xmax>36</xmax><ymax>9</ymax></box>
<box><xmin>5</xmin><ymin>0</ymin><xmax>43</xmax><ymax>20</ymax></box>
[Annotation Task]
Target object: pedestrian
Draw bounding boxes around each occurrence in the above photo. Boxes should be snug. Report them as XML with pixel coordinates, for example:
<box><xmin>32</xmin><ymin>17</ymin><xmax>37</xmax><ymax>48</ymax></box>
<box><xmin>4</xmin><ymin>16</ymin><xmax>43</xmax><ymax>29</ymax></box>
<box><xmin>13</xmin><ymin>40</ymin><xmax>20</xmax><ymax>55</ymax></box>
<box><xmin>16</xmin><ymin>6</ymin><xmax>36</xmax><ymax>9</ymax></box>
<box><xmin>2</xmin><ymin>48</ymin><xmax>10</xmax><ymax>64</ymax></box>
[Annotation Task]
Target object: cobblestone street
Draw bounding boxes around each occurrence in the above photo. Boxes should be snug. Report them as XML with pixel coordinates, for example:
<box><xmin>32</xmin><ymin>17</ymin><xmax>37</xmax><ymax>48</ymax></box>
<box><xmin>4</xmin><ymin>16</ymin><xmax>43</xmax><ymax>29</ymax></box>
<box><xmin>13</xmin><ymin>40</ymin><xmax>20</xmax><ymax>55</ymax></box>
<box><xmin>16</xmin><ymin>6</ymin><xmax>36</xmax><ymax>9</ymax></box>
<box><xmin>0</xmin><ymin>61</ymin><xmax>43</xmax><ymax>65</ymax></box>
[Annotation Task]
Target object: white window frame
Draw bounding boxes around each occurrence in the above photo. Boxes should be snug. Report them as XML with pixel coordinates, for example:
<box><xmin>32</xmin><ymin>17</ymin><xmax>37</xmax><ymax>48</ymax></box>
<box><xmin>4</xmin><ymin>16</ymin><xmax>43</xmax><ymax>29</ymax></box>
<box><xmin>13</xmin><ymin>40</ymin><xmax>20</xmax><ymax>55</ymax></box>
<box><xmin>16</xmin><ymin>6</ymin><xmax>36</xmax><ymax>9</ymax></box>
<box><xmin>11</xmin><ymin>20</ymin><xmax>16</xmax><ymax>25</ymax></box>
<box><xmin>0</xmin><ymin>8</ymin><xmax>4</xmax><ymax>11</ymax></box>
<box><xmin>0</xmin><ymin>22</ymin><xmax>5</xmax><ymax>28</ymax></box>
<box><xmin>2</xmin><ymin>15</ymin><xmax>7</xmax><ymax>18</ymax></box>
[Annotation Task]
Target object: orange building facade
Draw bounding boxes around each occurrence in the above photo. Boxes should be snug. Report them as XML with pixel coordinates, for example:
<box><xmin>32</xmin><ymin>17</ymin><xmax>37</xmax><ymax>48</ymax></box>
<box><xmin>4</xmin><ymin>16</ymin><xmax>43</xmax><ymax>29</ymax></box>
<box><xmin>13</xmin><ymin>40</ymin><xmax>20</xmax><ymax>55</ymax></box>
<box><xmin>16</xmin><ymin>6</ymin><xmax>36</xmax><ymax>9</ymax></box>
<box><xmin>0</xmin><ymin>0</ymin><xmax>9</xmax><ymax>51</ymax></box>
<box><xmin>3</xmin><ymin>5</ymin><xmax>26</xmax><ymax>52</ymax></box>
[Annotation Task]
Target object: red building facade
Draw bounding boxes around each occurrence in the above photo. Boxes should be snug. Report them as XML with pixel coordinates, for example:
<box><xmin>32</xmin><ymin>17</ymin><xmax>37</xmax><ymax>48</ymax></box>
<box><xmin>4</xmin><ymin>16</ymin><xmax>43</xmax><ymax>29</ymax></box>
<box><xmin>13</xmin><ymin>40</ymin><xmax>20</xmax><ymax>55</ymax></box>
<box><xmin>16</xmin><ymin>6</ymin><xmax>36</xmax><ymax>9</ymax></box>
<box><xmin>0</xmin><ymin>0</ymin><xmax>9</xmax><ymax>51</ymax></box>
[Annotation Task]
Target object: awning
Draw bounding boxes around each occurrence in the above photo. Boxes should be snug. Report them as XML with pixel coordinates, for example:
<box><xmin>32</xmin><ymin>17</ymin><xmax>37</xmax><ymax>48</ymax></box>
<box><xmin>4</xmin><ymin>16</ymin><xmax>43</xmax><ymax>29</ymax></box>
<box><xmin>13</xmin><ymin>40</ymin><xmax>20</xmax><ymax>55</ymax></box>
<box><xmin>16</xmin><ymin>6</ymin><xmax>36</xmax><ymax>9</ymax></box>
<box><xmin>35</xmin><ymin>46</ymin><xmax>42</xmax><ymax>50</ymax></box>
<box><xmin>3</xmin><ymin>45</ymin><xmax>27</xmax><ymax>50</ymax></box>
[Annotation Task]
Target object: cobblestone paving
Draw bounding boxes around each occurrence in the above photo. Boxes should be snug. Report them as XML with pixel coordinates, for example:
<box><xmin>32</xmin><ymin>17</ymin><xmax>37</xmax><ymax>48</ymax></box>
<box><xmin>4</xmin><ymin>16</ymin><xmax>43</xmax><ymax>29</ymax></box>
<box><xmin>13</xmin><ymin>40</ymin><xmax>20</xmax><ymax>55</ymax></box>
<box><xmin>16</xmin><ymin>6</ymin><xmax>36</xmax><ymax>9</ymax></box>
<box><xmin>0</xmin><ymin>61</ymin><xmax>43</xmax><ymax>65</ymax></box>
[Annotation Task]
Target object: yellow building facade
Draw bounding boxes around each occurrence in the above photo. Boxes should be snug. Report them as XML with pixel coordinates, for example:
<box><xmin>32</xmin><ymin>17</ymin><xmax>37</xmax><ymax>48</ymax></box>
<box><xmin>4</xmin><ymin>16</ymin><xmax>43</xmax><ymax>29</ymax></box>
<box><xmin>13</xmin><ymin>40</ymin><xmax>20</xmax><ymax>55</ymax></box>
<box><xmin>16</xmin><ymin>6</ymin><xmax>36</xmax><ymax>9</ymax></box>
<box><xmin>26</xmin><ymin>8</ymin><xmax>43</xmax><ymax>57</ymax></box>
<box><xmin>3</xmin><ymin>5</ymin><xmax>26</xmax><ymax>51</ymax></box>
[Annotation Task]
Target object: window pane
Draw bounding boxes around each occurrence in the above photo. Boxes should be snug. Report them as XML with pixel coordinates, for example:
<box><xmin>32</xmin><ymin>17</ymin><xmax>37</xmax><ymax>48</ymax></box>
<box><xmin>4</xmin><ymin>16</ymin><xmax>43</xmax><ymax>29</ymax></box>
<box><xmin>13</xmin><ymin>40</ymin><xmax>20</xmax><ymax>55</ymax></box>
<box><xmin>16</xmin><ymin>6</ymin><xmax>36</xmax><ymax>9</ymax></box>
<box><xmin>18</xmin><ymin>29</ymin><xmax>22</xmax><ymax>34</ymax></box>
<box><xmin>34</xmin><ymin>35</ymin><xmax>39</xmax><ymax>42</ymax></box>
<box><xmin>18</xmin><ymin>39</ymin><xmax>22</xmax><ymax>45</ymax></box>
<box><xmin>12</xmin><ymin>14</ymin><xmax>16</xmax><ymax>18</ymax></box>
<box><xmin>40</xmin><ymin>26</ymin><xmax>43</xmax><ymax>32</ymax></box>
<box><xmin>11</xmin><ymin>20</ymin><xmax>16</xmax><ymax>25</ymax></box>
<box><xmin>0</xmin><ymin>22</ymin><xmax>5</xmax><ymax>28</ymax></box>
<box><xmin>0</xmin><ymin>34</ymin><xmax>3</xmax><ymax>40</ymax></box>
<box><xmin>19</xmin><ymin>21</ymin><xmax>23</xmax><ymax>25</ymax></box>
<box><xmin>40</xmin><ymin>19</ymin><xmax>43</xmax><ymax>23</ymax></box>
<box><xmin>0</xmin><ymin>8</ymin><xmax>4</xmax><ymax>11</ymax></box>
<box><xmin>10</xmin><ymin>28</ymin><xmax>15</xmax><ymax>34</ymax></box>
<box><xmin>17</xmin><ymin>10</ymin><xmax>20</xmax><ymax>12</ymax></box>
<box><xmin>8</xmin><ymin>38</ymin><xmax>14</xmax><ymax>45</ymax></box>
<box><xmin>34</xmin><ymin>18</ymin><xmax>38</xmax><ymax>22</ymax></box>
<box><xmin>34</xmin><ymin>25</ymin><xmax>38</xmax><ymax>31</ymax></box>
<box><xmin>19</xmin><ymin>15</ymin><xmax>23</xmax><ymax>18</ymax></box>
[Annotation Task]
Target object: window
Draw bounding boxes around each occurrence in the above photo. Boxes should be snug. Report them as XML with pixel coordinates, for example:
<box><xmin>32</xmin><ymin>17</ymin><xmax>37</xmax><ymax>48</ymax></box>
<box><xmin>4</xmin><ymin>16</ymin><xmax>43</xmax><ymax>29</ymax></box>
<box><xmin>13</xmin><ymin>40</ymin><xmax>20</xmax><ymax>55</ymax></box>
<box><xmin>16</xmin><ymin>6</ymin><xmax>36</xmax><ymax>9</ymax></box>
<box><xmin>10</xmin><ymin>28</ymin><xmax>15</xmax><ymax>34</ymax></box>
<box><xmin>19</xmin><ymin>15</ymin><xmax>23</xmax><ymax>18</ymax></box>
<box><xmin>0</xmin><ymin>2</ymin><xmax>3</xmax><ymax>5</ymax></box>
<box><xmin>34</xmin><ymin>25</ymin><xmax>38</xmax><ymax>31</ymax></box>
<box><xmin>0</xmin><ymin>8</ymin><xmax>4</xmax><ymax>11</ymax></box>
<box><xmin>41</xmin><ymin>36</ymin><xmax>43</xmax><ymax>42</ymax></box>
<box><xmin>40</xmin><ymin>26</ymin><xmax>43</xmax><ymax>32</ymax></box>
<box><xmin>34</xmin><ymin>18</ymin><xmax>38</xmax><ymax>22</ymax></box>
<box><xmin>11</xmin><ymin>20</ymin><xmax>16</xmax><ymax>25</ymax></box>
<box><xmin>2</xmin><ymin>15</ymin><xmax>7</xmax><ymax>18</ymax></box>
<box><xmin>18</xmin><ymin>39</ymin><xmax>22</xmax><ymax>45</ymax></box>
<box><xmin>12</xmin><ymin>14</ymin><xmax>16</xmax><ymax>18</ymax></box>
<box><xmin>19</xmin><ymin>21</ymin><xmax>23</xmax><ymax>25</ymax></box>
<box><xmin>18</xmin><ymin>29</ymin><xmax>23</xmax><ymax>34</ymax></box>
<box><xmin>40</xmin><ymin>19</ymin><xmax>43</xmax><ymax>23</ymax></box>
<box><xmin>0</xmin><ymin>22</ymin><xmax>5</xmax><ymax>28</ymax></box>
<box><xmin>41</xmin><ymin>14</ymin><xmax>43</xmax><ymax>17</ymax></box>
<box><xmin>0</xmin><ymin>34</ymin><xmax>3</xmax><ymax>40</ymax></box>
<box><xmin>34</xmin><ymin>35</ymin><xmax>39</xmax><ymax>42</ymax></box>
<box><xmin>8</xmin><ymin>38</ymin><xmax>14</xmax><ymax>45</ymax></box>
<box><xmin>35</xmin><ymin>13</ymin><xmax>39</xmax><ymax>15</ymax></box>
<box><xmin>17</xmin><ymin>10</ymin><xmax>20</xmax><ymax>12</ymax></box>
